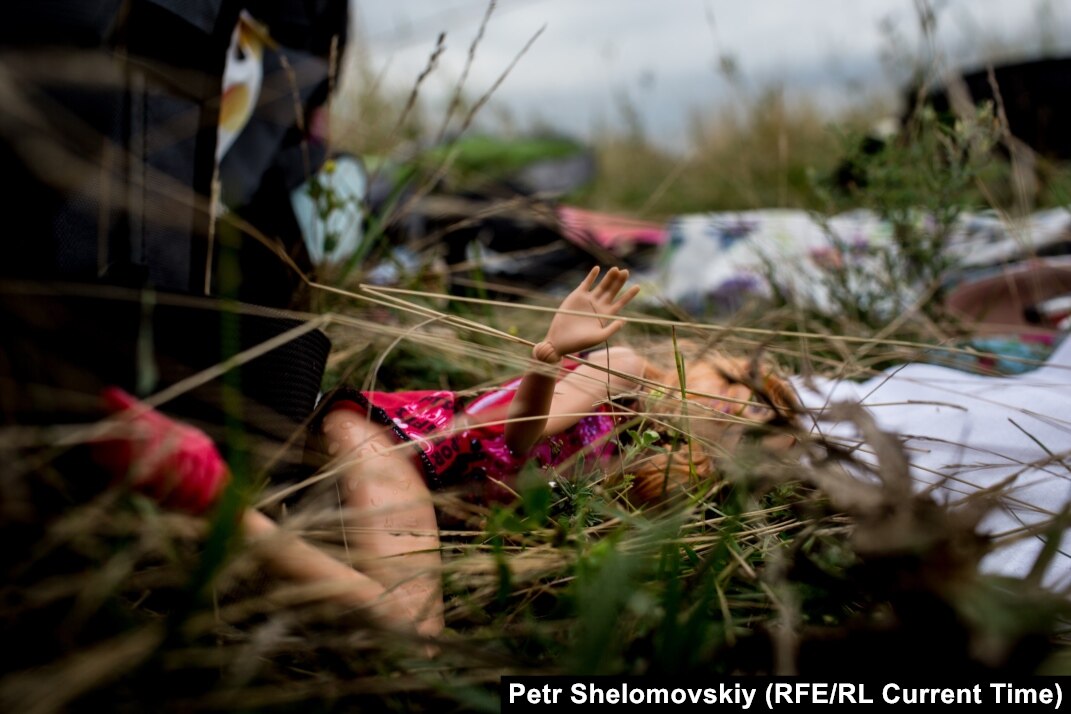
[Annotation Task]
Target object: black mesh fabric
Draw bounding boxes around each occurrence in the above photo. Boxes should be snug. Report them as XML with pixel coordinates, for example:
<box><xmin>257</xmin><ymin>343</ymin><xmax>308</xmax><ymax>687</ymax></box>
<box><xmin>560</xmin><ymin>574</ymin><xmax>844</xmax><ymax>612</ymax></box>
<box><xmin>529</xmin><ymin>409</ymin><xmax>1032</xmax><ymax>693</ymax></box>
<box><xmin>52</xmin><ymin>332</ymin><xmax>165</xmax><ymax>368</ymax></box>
<box><xmin>0</xmin><ymin>284</ymin><xmax>330</xmax><ymax>478</ymax></box>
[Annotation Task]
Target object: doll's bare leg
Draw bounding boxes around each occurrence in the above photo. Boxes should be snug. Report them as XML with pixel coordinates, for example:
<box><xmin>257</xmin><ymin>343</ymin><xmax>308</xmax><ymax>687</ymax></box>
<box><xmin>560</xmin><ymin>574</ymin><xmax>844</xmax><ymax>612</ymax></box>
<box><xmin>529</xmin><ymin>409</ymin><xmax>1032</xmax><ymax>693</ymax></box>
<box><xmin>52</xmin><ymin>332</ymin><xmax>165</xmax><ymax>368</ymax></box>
<box><xmin>242</xmin><ymin>510</ymin><xmax>403</xmax><ymax>621</ymax></box>
<box><xmin>321</xmin><ymin>409</ymin><xmax>444</xmax><ymax>638</ymax></box>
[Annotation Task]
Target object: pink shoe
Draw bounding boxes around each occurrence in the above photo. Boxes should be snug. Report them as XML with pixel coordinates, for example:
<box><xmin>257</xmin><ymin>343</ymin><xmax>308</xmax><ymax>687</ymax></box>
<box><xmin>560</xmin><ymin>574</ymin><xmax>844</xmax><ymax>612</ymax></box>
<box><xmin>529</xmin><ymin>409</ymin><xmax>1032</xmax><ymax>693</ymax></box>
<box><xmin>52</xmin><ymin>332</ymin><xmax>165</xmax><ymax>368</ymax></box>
<box><xmin>92</xmin><ymin>388</ymin><xmax>229</xmax><ymax>514</ymax></box>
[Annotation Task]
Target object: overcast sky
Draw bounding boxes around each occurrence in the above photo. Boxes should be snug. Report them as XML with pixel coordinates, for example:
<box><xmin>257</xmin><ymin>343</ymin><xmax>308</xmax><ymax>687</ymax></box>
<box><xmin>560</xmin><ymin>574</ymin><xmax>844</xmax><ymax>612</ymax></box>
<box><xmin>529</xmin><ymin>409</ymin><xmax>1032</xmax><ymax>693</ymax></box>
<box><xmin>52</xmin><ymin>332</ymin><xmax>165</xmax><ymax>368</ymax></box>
<box><xmin>346</xmin><ymin>0</ymin><xmax>1071</xmax><ymax>149</ymax></box>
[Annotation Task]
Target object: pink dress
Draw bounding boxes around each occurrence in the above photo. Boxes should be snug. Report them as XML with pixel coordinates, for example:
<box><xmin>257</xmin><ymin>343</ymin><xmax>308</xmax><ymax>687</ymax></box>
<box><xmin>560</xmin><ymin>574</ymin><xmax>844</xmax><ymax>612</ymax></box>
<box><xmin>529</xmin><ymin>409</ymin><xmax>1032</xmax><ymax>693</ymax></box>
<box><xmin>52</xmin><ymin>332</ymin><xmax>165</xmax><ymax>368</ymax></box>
<box><xmin>329</xmin><ymin>364</ymin><xmax>622</xmax><ymax>502</ymax></box>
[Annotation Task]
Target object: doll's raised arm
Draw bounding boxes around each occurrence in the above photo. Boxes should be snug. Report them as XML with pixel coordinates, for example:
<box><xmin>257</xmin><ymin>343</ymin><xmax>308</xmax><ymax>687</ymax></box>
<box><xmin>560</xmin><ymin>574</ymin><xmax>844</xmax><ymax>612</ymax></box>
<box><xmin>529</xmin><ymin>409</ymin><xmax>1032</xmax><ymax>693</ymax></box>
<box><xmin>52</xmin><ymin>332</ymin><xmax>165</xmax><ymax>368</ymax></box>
<box><xmin>505</xmin><ymin>266</ymin><xmax>640</xmax><ymax>455</ymax></box>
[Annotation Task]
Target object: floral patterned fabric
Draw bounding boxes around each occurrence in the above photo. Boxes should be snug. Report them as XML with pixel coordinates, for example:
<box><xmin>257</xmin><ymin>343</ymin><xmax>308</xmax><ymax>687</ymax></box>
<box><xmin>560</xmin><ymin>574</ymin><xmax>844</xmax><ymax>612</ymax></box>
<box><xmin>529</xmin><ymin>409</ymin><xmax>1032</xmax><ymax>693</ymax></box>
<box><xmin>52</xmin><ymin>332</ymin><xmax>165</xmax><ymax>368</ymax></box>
<box><xmin>649</xmin><ymin>208</ymin><xmax>1071</xmax><ymax>316</ymax></box>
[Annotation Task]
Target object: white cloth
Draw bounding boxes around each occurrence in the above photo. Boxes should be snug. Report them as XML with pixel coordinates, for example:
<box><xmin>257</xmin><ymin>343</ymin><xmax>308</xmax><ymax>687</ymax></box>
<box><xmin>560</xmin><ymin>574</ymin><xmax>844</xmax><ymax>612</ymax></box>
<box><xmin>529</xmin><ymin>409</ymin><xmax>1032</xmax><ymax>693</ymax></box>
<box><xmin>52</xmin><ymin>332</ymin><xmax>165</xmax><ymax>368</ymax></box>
<box><xmin>793</xmin><ymin>337</ymin><xmax>1071</xmax><ymax>586</ymax></box>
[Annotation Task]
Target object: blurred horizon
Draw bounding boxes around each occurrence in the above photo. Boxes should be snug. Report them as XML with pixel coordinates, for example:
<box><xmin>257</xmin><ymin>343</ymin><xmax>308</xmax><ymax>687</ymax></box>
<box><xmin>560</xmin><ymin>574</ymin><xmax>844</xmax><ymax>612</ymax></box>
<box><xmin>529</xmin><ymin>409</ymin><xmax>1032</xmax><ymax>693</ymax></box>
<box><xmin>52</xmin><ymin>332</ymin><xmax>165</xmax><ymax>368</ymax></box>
<box><xmin>346</xmin><ymin>0</ymin><xmax>1071</xmax><ymax>150</ymax></box>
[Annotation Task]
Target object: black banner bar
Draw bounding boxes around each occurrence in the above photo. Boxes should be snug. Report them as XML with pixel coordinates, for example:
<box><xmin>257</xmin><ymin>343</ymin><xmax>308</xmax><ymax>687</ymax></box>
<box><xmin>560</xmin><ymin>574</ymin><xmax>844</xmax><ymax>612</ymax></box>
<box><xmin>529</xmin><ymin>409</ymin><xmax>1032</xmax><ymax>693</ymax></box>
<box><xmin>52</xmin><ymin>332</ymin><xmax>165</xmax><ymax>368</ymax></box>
<box><xmin>501</xmin><ymin>677</ymin><xmax>1070</xmax><ymax>711</ymax></box>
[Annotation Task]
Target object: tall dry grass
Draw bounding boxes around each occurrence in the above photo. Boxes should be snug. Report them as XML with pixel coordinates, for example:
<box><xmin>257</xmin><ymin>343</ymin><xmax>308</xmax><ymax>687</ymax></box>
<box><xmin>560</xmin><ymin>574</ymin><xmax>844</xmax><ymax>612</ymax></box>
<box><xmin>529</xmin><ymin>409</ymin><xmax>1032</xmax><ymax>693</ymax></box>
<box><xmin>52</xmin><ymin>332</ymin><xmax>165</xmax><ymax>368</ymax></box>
<box><xmin>3</xmin><ymin>2</ymin><xmax>1071</xmax><ymax>711</ymax></box>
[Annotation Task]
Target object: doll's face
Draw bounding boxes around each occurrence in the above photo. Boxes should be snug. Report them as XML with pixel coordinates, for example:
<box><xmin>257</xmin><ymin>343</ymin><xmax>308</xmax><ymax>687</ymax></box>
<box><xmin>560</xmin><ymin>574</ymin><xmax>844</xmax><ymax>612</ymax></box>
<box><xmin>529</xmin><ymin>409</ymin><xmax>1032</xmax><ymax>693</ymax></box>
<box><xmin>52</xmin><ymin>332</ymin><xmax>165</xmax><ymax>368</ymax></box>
<box><xmin>648</xmin><ymin>354</ymin><xmax>797</xmax><ymax>454</ymax></box>
<box><xmin>622</xmin><ymin>350</ymin><xmax>798</xmax><ymax>504</ymax></box>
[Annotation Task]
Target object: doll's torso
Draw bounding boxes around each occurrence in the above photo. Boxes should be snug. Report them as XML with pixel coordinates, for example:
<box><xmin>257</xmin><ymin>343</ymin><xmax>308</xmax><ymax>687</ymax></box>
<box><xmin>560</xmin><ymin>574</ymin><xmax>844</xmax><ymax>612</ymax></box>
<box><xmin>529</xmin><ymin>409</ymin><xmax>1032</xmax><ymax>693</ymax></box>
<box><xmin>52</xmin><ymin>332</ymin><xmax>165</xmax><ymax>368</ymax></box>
<box><xmin>345</xmin><ymin>368</ymin><xmax>623</xmax><ymax>501</ymax></box>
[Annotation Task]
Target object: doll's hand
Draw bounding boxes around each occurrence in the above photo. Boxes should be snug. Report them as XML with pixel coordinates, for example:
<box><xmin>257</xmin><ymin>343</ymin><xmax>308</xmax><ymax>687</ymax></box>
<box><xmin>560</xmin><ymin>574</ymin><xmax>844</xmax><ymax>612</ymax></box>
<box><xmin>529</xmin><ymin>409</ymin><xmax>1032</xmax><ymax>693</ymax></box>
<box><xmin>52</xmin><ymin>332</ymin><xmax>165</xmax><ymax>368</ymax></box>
<box><xmin>539</xmin><ymin>266</ymin><xmax>640</xmax><ymax>360</ymax></box>
<box><xmin>91</xmin><ymin>387</ymin><xmax>230</xmax><ymax>515</ymax></box>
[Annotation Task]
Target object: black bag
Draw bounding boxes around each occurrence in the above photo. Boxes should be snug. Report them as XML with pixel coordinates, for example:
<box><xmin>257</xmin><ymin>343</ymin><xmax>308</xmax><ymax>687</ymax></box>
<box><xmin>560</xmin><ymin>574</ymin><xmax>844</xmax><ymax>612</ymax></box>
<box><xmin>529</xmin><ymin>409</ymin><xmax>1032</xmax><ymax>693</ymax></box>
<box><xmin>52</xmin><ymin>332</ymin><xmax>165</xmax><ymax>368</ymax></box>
<box><xmin>0</xmin><ymin>1</ymin><xmax>346</xmax><ymax>464</ymax></box>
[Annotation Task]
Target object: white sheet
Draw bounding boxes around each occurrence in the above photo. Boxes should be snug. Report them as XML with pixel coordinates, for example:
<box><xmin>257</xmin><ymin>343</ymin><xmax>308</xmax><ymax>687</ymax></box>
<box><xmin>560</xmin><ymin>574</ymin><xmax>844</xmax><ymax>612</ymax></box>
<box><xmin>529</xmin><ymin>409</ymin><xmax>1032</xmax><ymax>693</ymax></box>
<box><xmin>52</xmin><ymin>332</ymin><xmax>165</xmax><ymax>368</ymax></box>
<box><xmin>793</xmin><ymin>337</ymin><xmax>1071</xmax><ymax>586</ymax></box>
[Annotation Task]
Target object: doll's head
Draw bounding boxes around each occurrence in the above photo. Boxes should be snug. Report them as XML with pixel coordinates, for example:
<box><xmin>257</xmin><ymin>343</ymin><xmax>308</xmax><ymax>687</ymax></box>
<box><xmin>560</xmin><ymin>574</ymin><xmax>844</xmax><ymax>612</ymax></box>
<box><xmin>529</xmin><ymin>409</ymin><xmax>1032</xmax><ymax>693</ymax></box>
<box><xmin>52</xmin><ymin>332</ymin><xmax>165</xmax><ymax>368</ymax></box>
<box><xmin>622</xmin><ymin>339</ymin><xmax>799</xmax><ymax>505</ymax></box>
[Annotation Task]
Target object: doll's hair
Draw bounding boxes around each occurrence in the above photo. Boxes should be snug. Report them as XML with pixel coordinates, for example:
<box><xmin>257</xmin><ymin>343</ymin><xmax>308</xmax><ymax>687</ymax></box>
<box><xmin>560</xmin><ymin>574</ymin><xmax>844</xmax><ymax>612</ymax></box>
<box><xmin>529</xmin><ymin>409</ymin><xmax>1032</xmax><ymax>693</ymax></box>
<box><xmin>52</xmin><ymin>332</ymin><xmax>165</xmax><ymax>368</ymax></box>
<box><xmin>620</xmin><ymin>339</ymin><xmax>799</xmax><ymax>505</ymax></box>
<box><xmin>624</xmin><ymin>441</ymin><xmax>717</xmax><ymax>504</ymax></box>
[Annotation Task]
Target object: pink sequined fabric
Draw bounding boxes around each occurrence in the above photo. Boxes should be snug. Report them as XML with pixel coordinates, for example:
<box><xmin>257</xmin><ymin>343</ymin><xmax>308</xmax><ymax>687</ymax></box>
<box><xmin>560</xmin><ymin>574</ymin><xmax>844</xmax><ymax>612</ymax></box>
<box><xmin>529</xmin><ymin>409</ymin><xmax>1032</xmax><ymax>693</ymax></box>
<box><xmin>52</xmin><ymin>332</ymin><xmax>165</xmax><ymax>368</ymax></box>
<box><xmin>331</xmin><ymin>365</ymin><xmax>622</xmax><ymax>501</ymax></box>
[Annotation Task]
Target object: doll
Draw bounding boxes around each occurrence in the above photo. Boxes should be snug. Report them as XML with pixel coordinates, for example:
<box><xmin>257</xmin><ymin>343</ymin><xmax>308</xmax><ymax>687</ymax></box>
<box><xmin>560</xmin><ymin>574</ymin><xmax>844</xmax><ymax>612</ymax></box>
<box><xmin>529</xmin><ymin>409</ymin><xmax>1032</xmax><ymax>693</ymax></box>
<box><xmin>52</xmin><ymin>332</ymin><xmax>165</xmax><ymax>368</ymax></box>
<box><xmin>95</xmin><ymin>266</ymin><xmax>798</xmax><ymax>641</ymax></box>
<box><xmin>316</xmin><ymin>266</ymin><xmax>798</xmax><ymax>636</ymax></box>
<box><xmin>320</xmin><ymin>266</ymin><xmax>798</xmax><ymax>504</ymax></box>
